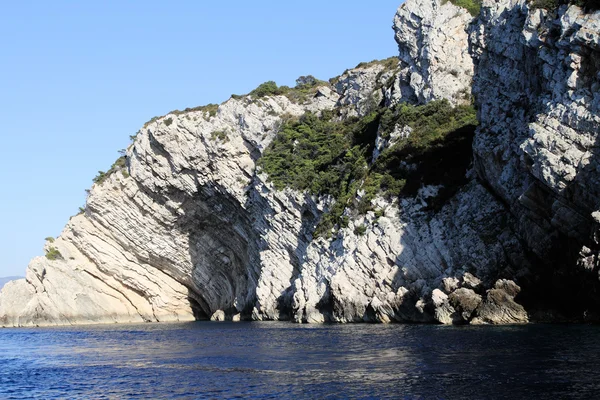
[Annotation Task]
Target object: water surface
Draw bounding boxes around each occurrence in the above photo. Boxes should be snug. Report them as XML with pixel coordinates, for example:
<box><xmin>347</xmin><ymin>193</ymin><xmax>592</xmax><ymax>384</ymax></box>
<box><xmin>1</xmin><ymin>322</ymin><xmax>599</xmax><ymax>399</ymax></box>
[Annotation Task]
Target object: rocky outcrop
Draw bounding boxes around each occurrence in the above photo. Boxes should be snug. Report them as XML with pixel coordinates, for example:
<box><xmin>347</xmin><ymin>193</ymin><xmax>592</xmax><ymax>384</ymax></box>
<box><xmin>393</xmin><ymin>0</ymin><xmax>475</xmax><ymax>105</ymax></box>
<box><xmin>1</xmin><ymin>0</ymin><xmax>598</xmax><ymax>327</ymax></box>
<box><xmin>471</xmin><ymin>280</ymin><xmax>528</xmax><ymax>325</ymax></box>
<box><xmin>334</xmin><ymin>58</ymin><xmax>402</xmax><ymax>117</ymax></box>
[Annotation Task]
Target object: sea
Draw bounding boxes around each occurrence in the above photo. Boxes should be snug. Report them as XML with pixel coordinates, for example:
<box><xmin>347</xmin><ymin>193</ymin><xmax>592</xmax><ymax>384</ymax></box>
<box><xmin>0</xmin><ymin>321</ymin><xmax>599</xmax><ymax>399</ymax></box>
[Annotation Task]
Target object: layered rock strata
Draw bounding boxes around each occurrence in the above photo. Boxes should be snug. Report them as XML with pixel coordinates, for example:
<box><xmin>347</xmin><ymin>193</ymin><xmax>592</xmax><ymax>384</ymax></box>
<box><xmin>1</xmin><ymin>0</ymin><xmax>598</xmax><ymax>327</ymax></box>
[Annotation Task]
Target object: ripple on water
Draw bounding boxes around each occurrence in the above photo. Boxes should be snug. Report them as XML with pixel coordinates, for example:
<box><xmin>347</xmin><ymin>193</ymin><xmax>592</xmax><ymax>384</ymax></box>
<box><xmin>1</xmin><ymin>322</ymin><xmax>600</xmax><ymax>399</ymax></box>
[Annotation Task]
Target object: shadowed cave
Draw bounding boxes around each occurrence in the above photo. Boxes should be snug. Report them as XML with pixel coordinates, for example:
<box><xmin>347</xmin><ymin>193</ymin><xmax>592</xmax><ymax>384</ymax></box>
<box><xmin>178</xmin><ymin>184</ymin><xmax>264</xmax><ymax>319</ymax></box>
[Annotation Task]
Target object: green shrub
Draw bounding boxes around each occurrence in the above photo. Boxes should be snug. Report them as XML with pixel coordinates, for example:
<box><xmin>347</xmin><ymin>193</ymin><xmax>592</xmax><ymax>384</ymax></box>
<box><xmin>259</xmin><ymin>110</ymin><xmax>380</xmax><ymax>237</ymax></box>
<box><xmin>93</xmin><ymin>171</ymin><xmax>107</xmax><ymax>184</ymax></box>
<box><xmin>247</xmin><ymin>78</ymin><xmax>329</xmax><ymax>104</ymax></box>
<box><xmin>167</xmin><ymin>103</ymin><xmax>219</xmax><ymax>120</ymax></box>
<box><xmin>202</xmin><ymin>104</ymin><xmax>219</xmax><ymax>119</ymax></box>
<box><xmin>93</xmin><ymin>156</ymin><xmax>128</xmax><ymax>185</ymax></box>
<box><xmin>228</xmin><ymin>77</ymin><xmax>331</xmax><ymax>105</ymax></box>
<box><xmin>354</xmin><ymin>225</ymin><xmax>367</xmax><ymax>236</ymax></box>
<box><xmin>142</xmin><ymin>116</ymin><xmax>160</xmax><ymax>129</ymax></box>
<box><xmin>210</xmin><ymin>130</ymin><xmax>229</xmax><ymax>142</ymax></box>
<box><xmin>375</xmin><ymin>100</ymin><xmax>477</xmax><ymax>151</ymax></box>
<box><xmin>284</xmin><ymin>76</ymin><xmax>328</xmax><ymax>104</ymax></box>
<box><xmin>445</xmin><ymin>0</ymin><xmax>481</xmax><ymax>16</ymax></box>
<box><xmin>259</xmin><ymin>98</ymin><xmax>478</xmax><ymax>235</ymax></box>
<box><xmin>373</xmin><ymin>100</ymin><xmax>477</xmax><ymax>208</ymax></box>
<box><xmin>44</xmin><ymin>237</ymin><xmax>55</xmax><ymax>243</ymax></box>
<box><xmin>258</xmin><ymin>111</ymin><xmax>370</xmax><ymax>197</ymax></box>
<box><xmin>295</xmin><ymin>75</ymin><xmax>319</xmax><ymax>88</ymax></box>
<box><xmin>45</xmin><ymin>247</ymin><xmax>63</xmax><ymax>261</ymax></box>
<box><xmin>355</xmin><ymin>57</ymin><xmax>399</xmax><ymax>71</ymax></box>
<box><xmin>530</xmin><ymin>0</ymin><xmax>558</xmax><ymax>9</ymax></box>
<box><xmin>164</xmin><ymin>117</ymin><xmax>173</xmax><ymax>126</ymax></box>
<box><xmin>111</xmin><ymin>156</ymin><xmax>126</xmax><ymax>170</ymax></box>
<box><xmin>339</xmin><ymin>215</ymin><xmax>350</xmax><ymax>228</ymax></box>
<box><xmin>250</xmin><ymin>81</ymin><xmax>288</xmax><ymax>98</ymax></box>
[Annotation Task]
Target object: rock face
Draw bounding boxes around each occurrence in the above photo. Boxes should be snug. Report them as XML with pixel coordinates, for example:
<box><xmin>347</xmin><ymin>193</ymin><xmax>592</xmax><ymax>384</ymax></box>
<box><xmin>471</xmin><ymin>280</ymin><xmax>528</xmax><ymax>325</ymax></box>
<box><xmin>1</xmin><ymin>0</ymin><xmax>599</xmax><ymax>327</ymax></box>
<box><xmin>0</xmin><ymin>277</ymin><xmax>22</xmax><ymax>290</ymax></box>
<box><xmin>393</xmin><ymin>0</ymin><xmax>475</xmax><ymax>105</ymax></box>
<box><xmin>470</xmin><ymin>0</ymin><xmax>600</xmax><ymax>315</ymax></box>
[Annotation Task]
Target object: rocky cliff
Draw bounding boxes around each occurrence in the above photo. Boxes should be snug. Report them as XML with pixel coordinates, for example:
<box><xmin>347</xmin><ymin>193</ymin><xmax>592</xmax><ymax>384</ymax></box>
<box><xmin>1</xmin><ymin>0</ymin><xmax>599</xmax><ymax>327</ymax></box>
<box><xmin>470</xmin><ymin>0</ymin><xmax>600</xmax><ymax>318</ymax></box>
<box><xmin>0</xmin><ymin>277</ymin><xmax>23</xmax><ymax>290</ymax></box>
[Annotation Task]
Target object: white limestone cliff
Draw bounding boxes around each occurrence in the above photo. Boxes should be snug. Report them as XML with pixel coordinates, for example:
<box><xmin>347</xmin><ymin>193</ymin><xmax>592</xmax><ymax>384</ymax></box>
<box><xmin>393</xmin><ymin>0</ymin><xmax>475</xmax><ymax>105</ymax></box>
<box><xmin>2</xmin><ymin>0</ymin><xmax>599</xmax><ymax>327</ymax></box>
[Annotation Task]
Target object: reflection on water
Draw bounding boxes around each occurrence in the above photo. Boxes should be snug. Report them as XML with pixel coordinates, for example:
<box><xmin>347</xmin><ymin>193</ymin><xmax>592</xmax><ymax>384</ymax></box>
<box><xmin>1</xmin><ymin>322</ymin><xmax>600</xmax><ymax>399</ymax></box>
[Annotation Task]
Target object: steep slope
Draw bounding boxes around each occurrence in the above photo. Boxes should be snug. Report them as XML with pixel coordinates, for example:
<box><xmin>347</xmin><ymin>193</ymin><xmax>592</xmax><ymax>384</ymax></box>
<box><xmin>470</xmin><ymin>0</ymin><xmax>600</xmax><ymax>317</ymax></box>
<box><xmin>393</xmin><ymin>0</ymin><xmax>475</xmax><ymax>105</ymax></box>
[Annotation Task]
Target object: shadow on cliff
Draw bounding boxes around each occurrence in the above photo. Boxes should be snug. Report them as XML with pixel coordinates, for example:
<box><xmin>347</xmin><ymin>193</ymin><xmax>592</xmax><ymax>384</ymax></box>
<box><xmin>242</xmin><ymin>178</ymin><xmax>319</xmax><ymax>321</ymax></box>
<box><xmin>174</xmin><ymin>181</ymin><xmax>261</xmax><ymax>320</ymax></box>
<box><xmin>175</xmin><ymin>174</ymin><xmax>317</xmax><ymax>321</ymax></box>
<box><xmin>469</xmin><ymin>2</ymin><xmax>600</xmax><ymax>321</ymax></box>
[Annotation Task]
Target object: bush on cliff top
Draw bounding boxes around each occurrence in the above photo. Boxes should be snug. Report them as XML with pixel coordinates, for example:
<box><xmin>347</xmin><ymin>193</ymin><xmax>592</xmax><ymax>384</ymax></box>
<box><xmin>246</xmin><ymin>76</ymin><xmax>328</xmax><ymax>103</ymax></box>
<box><xmin>168</xmin><ymin>103</ymin><xmax>219</xmax><ymax>120</ymax></box>
<box><xmin>354</xmin><ymin>57</ymin><xmax>399</xmax><ymax>71</ymax></box>
<box><xmin>250</xmin><ymin>81</ymin><xmax>286</xmax><ymax>98</ymax></box>
<box><xmin>93</xmin><ymin>155</ymin><xmax>128</xmax><ymax>185</ymax></box>
<box><xmin>448</xmin><ymin>0</ymin><xmax>598</xmax><ymax>16</ymax></box>
<box><xmin>445</xmin><ymin>0</ymin><xmax>481</xmax><ymax>16</ymax></box>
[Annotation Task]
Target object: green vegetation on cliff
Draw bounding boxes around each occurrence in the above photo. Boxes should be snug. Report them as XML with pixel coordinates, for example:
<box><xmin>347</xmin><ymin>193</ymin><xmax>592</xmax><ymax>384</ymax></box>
<box><xmin>93</xmin><ymin>156</ymin><xmax>128</xmax><ymax>185</ymax></box>
<box><xmin>527</xmin><ymin>0</ymin><xmax>598</xmax><ymax>11</ymax></box>
<box><xmin>45</xmin><ymin>247</ymin><xmax>63</xmax><ymax>261</ymax></box>
<box><xmin>445</xmin><ymin>0</ymin><xmax>481</xmax><ymax>16</ymax></box>
<box><xmin>258</xmin><ymin>108</ymin><xmax>379</xmax><ymax>236</ymax></box>
<box><xmin>239</xmin><ymin>75</ymin><xmax>329</xmax><ymax>104</ymax></box>
<box><xmin>259</xmin><ymin>99</ymin><xmax>478</xmax><ymax>237</ymax></box>
<box><xmin>372</xmin><ymin>100</ymin><xmax>477</xmax><ymax>209</ymax></box>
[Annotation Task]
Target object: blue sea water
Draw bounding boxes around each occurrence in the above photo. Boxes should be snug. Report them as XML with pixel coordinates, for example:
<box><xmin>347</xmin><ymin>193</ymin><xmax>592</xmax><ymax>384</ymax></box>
<box><xmin>1</xmin><ymin>322</ymin><xmax>599</xmax><ymax>399</ymax></box>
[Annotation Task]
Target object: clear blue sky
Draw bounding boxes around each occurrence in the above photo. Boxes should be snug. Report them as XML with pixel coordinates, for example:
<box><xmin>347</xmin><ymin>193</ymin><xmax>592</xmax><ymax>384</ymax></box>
<box><xmin>0</xmin><ymin>1</ymin><xmax>403</xmax><ymax>277</ymax></box>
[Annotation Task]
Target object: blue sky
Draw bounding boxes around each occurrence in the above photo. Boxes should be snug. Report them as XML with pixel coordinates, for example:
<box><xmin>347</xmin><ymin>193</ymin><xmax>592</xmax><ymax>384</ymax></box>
<box><xmin>0</xmin><ymin>1</ymin><xmax>403</xmax><ymax>277</ymax></box>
